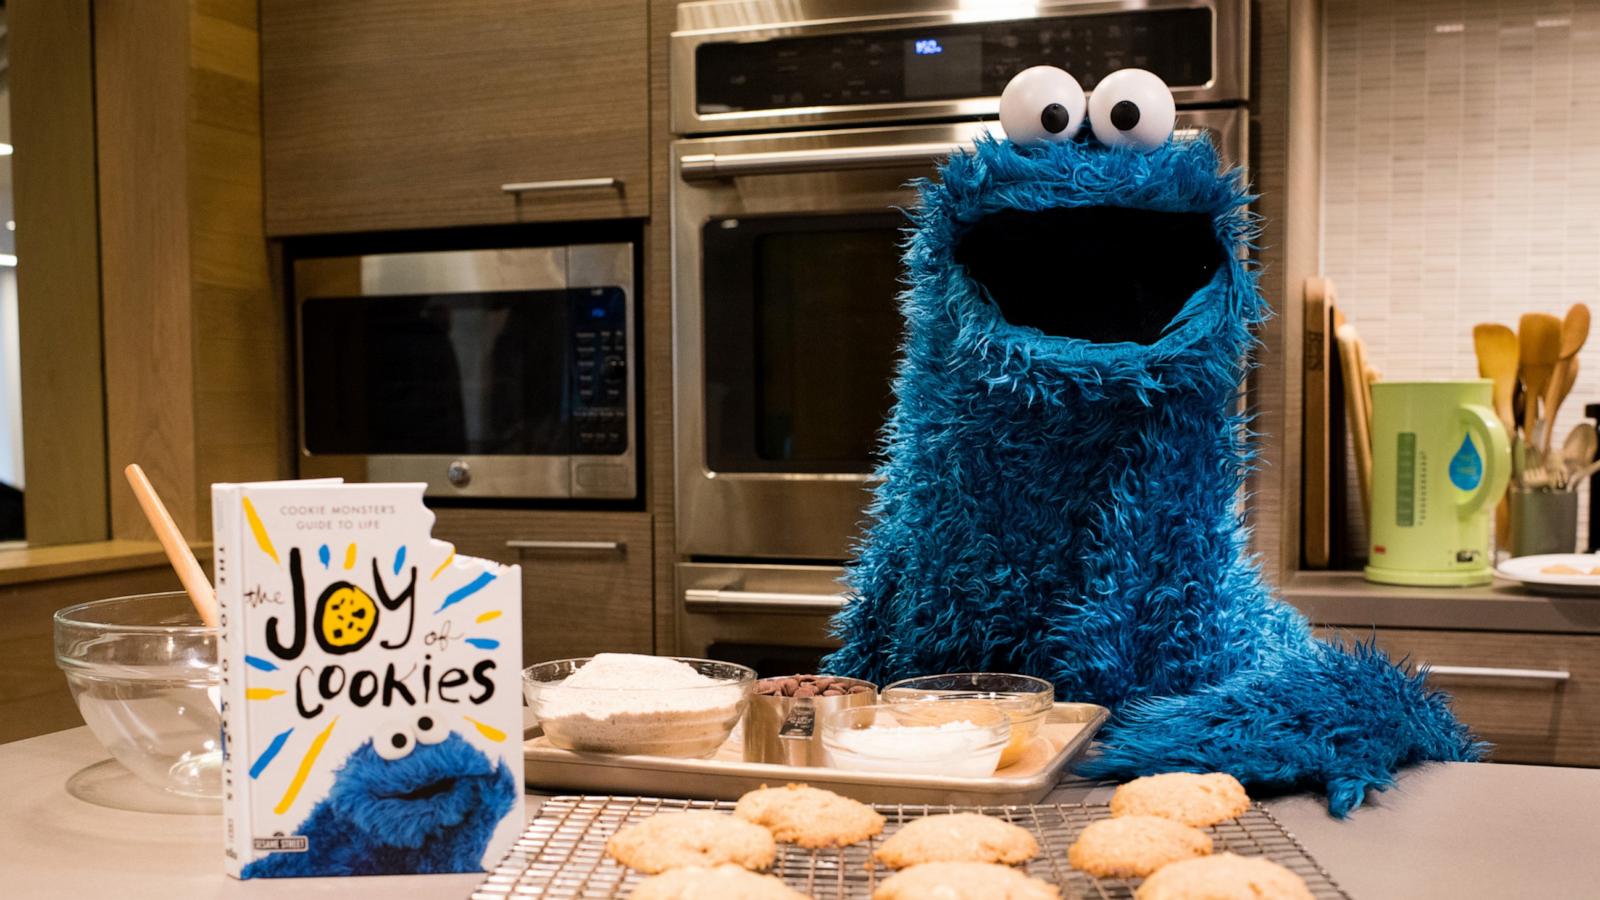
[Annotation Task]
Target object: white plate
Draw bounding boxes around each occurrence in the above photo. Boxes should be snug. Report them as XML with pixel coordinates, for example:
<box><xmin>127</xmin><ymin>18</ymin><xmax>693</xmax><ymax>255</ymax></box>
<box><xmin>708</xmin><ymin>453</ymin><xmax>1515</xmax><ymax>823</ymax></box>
<box><xmin>1496</xmin><ymin>553</ymin><xmax>1600</xmax><ymax>595</ymax></box>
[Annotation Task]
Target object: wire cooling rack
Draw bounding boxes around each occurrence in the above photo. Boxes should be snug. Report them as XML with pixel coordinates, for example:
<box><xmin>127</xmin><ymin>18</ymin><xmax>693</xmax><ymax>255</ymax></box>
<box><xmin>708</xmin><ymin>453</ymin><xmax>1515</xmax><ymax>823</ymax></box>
<box><xmin>473</xmin><ymin>795</ymin><xmax>1349</xmax><ymax>899</ymax></box>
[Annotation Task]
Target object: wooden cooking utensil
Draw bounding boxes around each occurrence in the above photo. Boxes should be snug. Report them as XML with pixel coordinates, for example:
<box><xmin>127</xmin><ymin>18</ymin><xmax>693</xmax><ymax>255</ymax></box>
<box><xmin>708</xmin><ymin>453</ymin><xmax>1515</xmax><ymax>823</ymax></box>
<box><xmin>1303</xmin><ymin>277</ymin><xmax>1335</xmax><ymax>568</ymax></box>
<box><xmin>124</xmin><ymin>463</ymin><xmax>219</xmax><ymax>628</ymax></box>
<box><xmin>1542</xmin><ymin>303</ymin><xmax>1591</xmax><ymax>452</ymax></box>
<box><xmin>1562</xmin><ymin>422</ymin><xmax>1598</xmax><ymax>488</ymax></box>
<box><xmin>1473</xmin><ymin>323</ymin><xmax>1519</xmax><ymax>436</ymax></box>
<box><xmin>1335</xmin><ymin>321</ymin><xmax>1374</xmax><ymax>524</ymax></box>
<box><xmin>1518</xmin><ymin>312</ymin><xmax>1562</xmax><ymax>440</ymax></box>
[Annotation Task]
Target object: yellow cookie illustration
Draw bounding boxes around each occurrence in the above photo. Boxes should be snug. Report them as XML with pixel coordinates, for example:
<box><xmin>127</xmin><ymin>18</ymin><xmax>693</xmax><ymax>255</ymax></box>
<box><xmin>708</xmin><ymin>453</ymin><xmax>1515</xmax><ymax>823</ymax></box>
<box><xmin>316</xmin><ymin>583</ymin><xmax>378</xmax><ymax>653</ymax></box>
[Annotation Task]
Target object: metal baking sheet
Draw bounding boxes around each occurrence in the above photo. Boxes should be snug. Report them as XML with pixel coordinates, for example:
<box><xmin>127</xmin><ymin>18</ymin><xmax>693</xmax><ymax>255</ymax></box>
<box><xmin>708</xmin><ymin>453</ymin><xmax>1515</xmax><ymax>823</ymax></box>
<box><xmin>524</xmin><ymin>702</ymin><xmax>1108</xmax><ymax>806</ymax></box>
<box><xmin>473</xmin><ymin>795</ymin><xmax>1350</xmax><ymax>899</ymax></box>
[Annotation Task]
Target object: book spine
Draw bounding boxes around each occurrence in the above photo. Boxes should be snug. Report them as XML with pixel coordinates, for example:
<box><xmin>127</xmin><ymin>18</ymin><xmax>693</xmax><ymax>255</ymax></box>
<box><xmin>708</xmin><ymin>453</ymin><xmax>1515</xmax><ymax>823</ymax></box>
<box><xmin>212</xmin><ymin>485</ymin><xmax>249</xmax><ymax>877</ymax></box>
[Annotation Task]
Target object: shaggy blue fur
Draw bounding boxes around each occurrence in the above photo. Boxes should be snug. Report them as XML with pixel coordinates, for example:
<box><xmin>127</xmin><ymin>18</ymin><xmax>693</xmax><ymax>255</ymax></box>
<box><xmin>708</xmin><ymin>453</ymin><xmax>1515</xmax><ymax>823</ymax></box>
<box><xmin>242</xmin><ymin>732</ymin><xmax>516</xmax><ymax>877</ymax></box>
<box><xmin>823</xmin><ymin>133</ymin><xmax>1481</xmax><ymax>816</ymax></box>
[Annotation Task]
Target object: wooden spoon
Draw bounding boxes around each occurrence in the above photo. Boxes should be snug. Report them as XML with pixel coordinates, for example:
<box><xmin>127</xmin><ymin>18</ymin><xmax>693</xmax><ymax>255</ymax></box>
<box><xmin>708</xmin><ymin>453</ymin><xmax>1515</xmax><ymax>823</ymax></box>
<box><xmin>1473</xmin><ymin>323</ymin><xmax>1519</xmax><ymax>436</ymax></box>
<box><xmin>1518</xmin><ymin>312</ymin><xmax>1562</xmax><ymax>440</ymax></box>
<box><xmin>1542</xmin><ymin>303</ymin><xmax>1591</xmax><ymax>451</ymax></box>
<box><xmin>124</xmin><ymin>463</ymin><xmax>218</xmax><ymax>628</ymax></box>
<box><xmin>1561</xmin><ymin>422</ymin><xmax>1597</xmax><ymax>488</ymax></box>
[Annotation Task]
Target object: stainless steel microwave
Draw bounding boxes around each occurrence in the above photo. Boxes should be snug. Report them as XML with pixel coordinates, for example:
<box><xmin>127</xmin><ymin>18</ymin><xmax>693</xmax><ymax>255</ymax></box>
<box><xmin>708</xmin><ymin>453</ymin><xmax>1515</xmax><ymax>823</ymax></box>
<box><xmin>293</xmin><ymin>243</ymin><xmax>636</xmax><ymax>500</ymax></box>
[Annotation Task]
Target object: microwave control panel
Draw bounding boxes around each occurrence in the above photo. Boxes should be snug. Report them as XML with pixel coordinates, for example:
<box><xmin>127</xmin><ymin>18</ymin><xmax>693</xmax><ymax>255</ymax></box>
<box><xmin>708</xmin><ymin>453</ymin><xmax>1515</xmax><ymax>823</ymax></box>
<box><xmin>571</xmin><ymin>287</ymin><xmax>629</xmax><ymax>455</ymax></box>
<box><xmin>693</xmin><ymin>7</ymin><xmax>1212</xmax><ymax>114</ymax></box>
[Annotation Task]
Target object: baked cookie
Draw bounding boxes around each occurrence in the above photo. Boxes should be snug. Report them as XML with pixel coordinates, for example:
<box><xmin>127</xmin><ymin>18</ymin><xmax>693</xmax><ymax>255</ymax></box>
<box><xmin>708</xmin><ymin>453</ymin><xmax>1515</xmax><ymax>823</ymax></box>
<box><xmin>1110</xmin><ymin>773</ymin><xmax>1251</xmax><ymax>828</ymax></box>
<box><xmin>734</xmin><ymin>784</ymin><xmax>885</xmax><ymax>848</ymax></box>
<box><xmin>872</xmin><ymin>861</ymin><xmax>1060</xmax><ymax>900</ymax></box>
<box><xmin>873</xmin><ymin>813</ymin><xmax>1039</xmax><ymax>869</ymax></box>
<box><xmin>1066</xmin><ymin>815</ymin><xmax>1212</xmax><ymax>878</ymax></box>
<box><xmin>1134</xmin><ymin>853</ymin><xmax>1315</xmax><ymax>900</ymax></box>
<box><xmin>628</xmin><ymin>864</ymin><xmax>809</xmax><ymax>900</ymax></box>
<box><xmin>607</xmin><ymin>810</ymin><xmax>777</xmax><ymax>874</ymax></box>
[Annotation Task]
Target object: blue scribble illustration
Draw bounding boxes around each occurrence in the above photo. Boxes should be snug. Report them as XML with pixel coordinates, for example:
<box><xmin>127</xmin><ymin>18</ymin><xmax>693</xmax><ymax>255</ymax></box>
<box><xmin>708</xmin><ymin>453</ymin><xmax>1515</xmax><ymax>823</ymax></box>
<box><xmin>242</xmin><ymin>717</ymin><xmax>516</xmax><ymax>878</ymax></box>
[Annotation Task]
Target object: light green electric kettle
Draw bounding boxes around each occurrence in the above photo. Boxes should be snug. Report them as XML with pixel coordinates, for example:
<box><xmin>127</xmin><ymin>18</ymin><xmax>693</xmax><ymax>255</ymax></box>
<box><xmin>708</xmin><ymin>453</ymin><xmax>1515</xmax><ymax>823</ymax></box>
<box><xmin>1363</xmin><ymin>380</ymin><xmax>1510</xmax><ymax>586</ymax></box>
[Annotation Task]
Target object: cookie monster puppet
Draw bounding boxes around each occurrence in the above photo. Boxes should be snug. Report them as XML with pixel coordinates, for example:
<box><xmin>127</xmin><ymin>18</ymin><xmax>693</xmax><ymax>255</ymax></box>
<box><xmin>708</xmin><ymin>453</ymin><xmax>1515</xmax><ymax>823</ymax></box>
<box><xmin>242</xmin><ymin>712</ymin><xmax>517</xmax><ymax>877</ymax></box>
<box><xmin>825</xmin><ymin>66</ymin><xmax>1480</xmax><ymax>816</ymax></box>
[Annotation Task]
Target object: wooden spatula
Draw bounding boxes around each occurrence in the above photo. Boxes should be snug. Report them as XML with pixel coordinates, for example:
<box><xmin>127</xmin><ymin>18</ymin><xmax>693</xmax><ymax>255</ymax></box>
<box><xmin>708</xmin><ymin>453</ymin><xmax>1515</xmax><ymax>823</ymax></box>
<box><xmin>1518</xmin><ymin>312</ymin><xmax>1562</xmax><ymax>440</ymax></box>
<box><xmin>1335</xmin><ymin>321</ymin><xmax>1374</xmax><ymax>525</ymax></box>
<box><xmin>1473</xmin><ymin>323</ymin><xmax>1519</xmax><ymax>436</ymax></box>
<box><xmin>125</xmin><ymin>463</ymin><xmax>218</xmax><ymax>628</ymax></box>
<box><xmin>1543</xmin><ymin>303</ymin><xmax>1590</xmax><ymax>452</ymax></box>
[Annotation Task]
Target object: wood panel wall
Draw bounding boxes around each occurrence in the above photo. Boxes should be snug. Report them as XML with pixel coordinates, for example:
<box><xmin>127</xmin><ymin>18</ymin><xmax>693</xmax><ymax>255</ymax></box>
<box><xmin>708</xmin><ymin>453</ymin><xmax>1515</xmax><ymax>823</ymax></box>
<box><xmin>96</xmin><ymin>0</ymin><xmax>288</xmax><ymax>545</ymax></box>
<box><xmin>648</xmin><ymin>0</ymin><xmax>677</xmax><ymax>653</ymax></box>
<box><xmin>11</xmin><ymin>0</ymin><xmax>109</xmax><ymax>545</ymax></box>
<box><xmin>1246</xmin><ymin>0</ymin><xmax>1323</xmax><ymax>586</ymax></box>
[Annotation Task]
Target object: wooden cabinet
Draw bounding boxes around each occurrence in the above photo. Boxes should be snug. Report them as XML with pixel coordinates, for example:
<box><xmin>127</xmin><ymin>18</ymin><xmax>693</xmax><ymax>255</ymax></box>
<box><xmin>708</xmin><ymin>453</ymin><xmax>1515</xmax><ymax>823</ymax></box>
<box><xmin>262</xmin><ymin>0</ymin><xmax>648</xmax><ymax>235</ymax></box>
<box><xmin>1320</xmin><ymin>627</ymin><xmax>1600</xmax><ymax>766</ymax></box>
<box><xmin>431</xmin><ymin>509</ymin><xmax>653</xmax><ymax>664</ymax></box>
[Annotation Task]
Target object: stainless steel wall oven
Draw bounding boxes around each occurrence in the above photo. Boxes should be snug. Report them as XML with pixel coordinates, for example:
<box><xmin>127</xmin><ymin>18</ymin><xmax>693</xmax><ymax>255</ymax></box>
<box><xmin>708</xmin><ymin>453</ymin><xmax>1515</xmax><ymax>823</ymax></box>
<box><xmin>671</xmin><ymin>0</ymin><xmax>1248</xmax><ymax>669</ymax></box>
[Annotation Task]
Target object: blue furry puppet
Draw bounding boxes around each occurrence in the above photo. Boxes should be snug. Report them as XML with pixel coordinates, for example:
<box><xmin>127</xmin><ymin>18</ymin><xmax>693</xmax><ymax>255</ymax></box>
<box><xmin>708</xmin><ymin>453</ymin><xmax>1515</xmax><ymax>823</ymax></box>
<box><xmin>824</xmin><ymin>66</ymin><xmax>1479</xmax><ymax>816</ymax></box>
<box><xmin>242</xmin><ymin>717</ymin><xmax>517</xmax><ymax>877</ymax></box>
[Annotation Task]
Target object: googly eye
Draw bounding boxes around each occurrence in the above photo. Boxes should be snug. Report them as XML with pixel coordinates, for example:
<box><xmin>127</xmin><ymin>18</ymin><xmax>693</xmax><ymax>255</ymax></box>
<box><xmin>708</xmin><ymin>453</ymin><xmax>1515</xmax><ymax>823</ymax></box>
<box><xmin>1088</xmin><ymin>68</ymin><xmax>1176</xmax><ymax>151</ymax></box>
<box><xmin>999</xmin><ymin>66</ymin><xmax>1085</xmax><ymax>146</ymax></box>
<box><xmin>414</xmin><ymin>709</ymin><xmax>447</xmax><ymax>745</ymax></box>
<box><xmin>375</xmin><ymin>722</ymin><xmax>415</xmax><ymax>760</ymax></box>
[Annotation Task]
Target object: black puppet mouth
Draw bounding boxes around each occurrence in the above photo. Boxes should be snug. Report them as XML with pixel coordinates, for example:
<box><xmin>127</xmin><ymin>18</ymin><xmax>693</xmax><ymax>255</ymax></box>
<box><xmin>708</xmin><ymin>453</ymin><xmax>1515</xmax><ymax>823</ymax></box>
<box><xmin>953</xmin><ymin>206</ymin><xmax>1225</xmax><ymax>345</ymax></box>
<box><xmin>382</xmin><ymin>776</ymin><xmax>458</xmax><ymax>802</ymax></box>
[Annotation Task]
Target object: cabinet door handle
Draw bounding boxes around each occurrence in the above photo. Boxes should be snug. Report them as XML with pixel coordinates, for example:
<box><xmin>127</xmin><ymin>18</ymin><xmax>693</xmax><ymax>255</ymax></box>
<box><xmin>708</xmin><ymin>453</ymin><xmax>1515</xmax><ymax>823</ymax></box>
<box><xmin>506</xmin><ymin>539</ymin><xmax>624</xmax><ymax>553</ymax></box>
<box><xmin>501</xmin><ymin>177</ymin><xmax>620</xmax><ymax>194</ymax></box>
<box><xmin>1423</xmin><ymin>664</ymin><xmax>1571</xmax><ymax>683</ymax></box>
<box><xmin>684</xmin><ymin>588</ymin><xmax>846</xmax><ymax>613</ymax></box>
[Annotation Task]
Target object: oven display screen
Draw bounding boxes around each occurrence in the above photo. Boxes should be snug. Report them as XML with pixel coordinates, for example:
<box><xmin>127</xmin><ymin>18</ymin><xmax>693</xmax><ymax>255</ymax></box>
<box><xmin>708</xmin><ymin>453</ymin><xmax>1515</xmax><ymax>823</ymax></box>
<box><xmin>903</xmin><ymin>33</ymin><xmax>981</xmax><ymax>99</ymax></box>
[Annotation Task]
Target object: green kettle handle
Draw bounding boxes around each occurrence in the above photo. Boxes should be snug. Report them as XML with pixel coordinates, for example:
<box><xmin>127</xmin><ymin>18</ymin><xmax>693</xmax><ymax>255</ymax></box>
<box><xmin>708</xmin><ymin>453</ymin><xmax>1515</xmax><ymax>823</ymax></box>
<box><xmin>1457</xmin><ymin>403</ymin><xmax>1510</xmax><ymax>518</ymax></box>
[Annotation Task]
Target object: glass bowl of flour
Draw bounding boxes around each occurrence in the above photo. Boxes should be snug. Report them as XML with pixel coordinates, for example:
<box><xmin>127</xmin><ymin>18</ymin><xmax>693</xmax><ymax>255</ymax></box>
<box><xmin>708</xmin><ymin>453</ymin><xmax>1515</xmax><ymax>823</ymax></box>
<box><xmin>524</xmin><ymin>653</ymin><xmax>754</xmax><ymax>757</ymax></box>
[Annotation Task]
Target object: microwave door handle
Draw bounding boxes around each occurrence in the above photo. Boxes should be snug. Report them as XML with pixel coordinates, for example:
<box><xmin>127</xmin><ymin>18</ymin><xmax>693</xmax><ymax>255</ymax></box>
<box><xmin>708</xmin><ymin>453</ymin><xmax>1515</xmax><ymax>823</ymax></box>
<box><xmin>683</xmin><ymin>588</ymin><xmax>847</xmax><ymax>613</ymax></box>
<box><xmin>506</xmin><ymin>539</ymin><xmax>625</xmax><ymax>552</ymax></box>
<box><xmin>678</xmin><ymin>141</ymin><xmax>972</xmax><ymax>181</ymax></box>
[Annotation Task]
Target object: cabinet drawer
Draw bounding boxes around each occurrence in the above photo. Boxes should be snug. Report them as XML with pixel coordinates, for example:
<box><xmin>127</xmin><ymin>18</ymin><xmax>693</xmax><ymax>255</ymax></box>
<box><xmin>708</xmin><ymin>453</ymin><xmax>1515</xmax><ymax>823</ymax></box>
<box><xmin>432</xmin><ymin>509</ymin><xmax>653</xmax><ymax>664</ymax></box>
<box><xmin>1321</xmin><ymin>627</ymin><xmax>1600</xmax><ymax>766</ymax></box>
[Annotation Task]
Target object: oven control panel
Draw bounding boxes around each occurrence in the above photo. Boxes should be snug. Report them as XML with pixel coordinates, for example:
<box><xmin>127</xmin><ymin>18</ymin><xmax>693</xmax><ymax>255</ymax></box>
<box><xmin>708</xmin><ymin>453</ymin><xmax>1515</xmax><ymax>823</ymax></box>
<box><xmin>571</xmin><ymin>287</ymin><xmax>629</xmax><ymax>455</ymax></box>
<box><xmin>693</xmin><ymin>8</ymin><xmax>1211</xmax><ymax>115</ymax></box>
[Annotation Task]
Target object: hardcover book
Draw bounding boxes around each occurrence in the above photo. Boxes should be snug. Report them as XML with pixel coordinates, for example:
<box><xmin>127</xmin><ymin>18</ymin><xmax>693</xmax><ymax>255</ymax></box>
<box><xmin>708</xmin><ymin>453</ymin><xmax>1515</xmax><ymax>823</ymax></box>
<box><xmin>211</xmin><ymin>479</ymin><xmax>524</xmax><ymax>878</ymax></box>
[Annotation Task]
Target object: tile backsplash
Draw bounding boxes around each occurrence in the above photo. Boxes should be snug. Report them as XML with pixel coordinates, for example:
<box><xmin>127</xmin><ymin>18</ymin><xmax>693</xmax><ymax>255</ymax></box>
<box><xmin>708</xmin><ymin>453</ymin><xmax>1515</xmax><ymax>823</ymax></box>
<box><xmin>1321</xmin><ymin>0</ymin><xmax>1600</xmax><ymax>552</ymax></box>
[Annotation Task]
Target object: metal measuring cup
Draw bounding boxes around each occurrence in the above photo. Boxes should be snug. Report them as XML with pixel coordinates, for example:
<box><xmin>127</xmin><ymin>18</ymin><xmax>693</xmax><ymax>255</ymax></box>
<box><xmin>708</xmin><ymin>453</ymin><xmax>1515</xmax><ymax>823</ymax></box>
<box><xmin>742</xmin><ymin>676</ymin><xmax>877</xmax><ymax>767</ymax></box>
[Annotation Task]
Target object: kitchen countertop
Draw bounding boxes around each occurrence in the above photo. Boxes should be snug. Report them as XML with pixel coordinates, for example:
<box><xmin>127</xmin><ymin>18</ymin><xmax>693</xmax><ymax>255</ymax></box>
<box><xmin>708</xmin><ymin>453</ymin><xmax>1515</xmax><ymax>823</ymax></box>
<box><xmin>1284</xmin><ymin>569</ymin><xmax>1600</xmax><ymax>634</ymax></box>
<box><xmin>3</xmin><ymin>727</ymin><xmax>1597</xmax><ymax>898</ymax></box>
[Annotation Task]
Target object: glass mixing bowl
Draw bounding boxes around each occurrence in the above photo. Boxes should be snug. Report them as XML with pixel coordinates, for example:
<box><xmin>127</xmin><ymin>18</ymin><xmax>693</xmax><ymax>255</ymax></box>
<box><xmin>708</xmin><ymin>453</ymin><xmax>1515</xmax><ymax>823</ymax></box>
<box><xmin>820</xmin><ymin>702</ymin><xmax>1011</xmax><ymax>778</ymax></box>
<box><xmin>881</xmin><ymin>672</ymin><xmax>1055</xmax><ymax>768</ymax></box>
<box><xmin>523</xmin><ymin>656</ymin><xmax>755</xmax><ymax>757</ymax></box>
<box><xmin>54</xmin><ymin>591</ymin><xmax>222</xmax><ymax>799</ymax></box>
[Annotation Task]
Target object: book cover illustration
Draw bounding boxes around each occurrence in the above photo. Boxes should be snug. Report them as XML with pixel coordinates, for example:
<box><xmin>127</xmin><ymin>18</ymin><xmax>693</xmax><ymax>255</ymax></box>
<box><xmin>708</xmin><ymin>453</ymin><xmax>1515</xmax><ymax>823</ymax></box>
<box><xmin>212</xmin><ymin>480</ymin><xmax>524</xmax><ymax>878</ymax></box>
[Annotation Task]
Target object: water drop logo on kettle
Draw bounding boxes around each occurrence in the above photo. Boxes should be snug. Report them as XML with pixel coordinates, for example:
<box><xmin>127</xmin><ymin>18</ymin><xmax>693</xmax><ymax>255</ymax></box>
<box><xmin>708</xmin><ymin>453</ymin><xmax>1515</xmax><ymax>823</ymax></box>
<box><xmin>1365</xmin><ymin>380</ymin><xmax>1510</xmax><ymax>586</ymax></box>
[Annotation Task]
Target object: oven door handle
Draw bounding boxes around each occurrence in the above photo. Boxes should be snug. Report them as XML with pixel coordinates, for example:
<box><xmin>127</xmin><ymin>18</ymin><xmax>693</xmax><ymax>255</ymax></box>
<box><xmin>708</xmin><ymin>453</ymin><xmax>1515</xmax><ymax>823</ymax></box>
<box><xmin>683</xmin><ymin>588</ymin><xmax>848</xmax><ymax>614</ymax></box>
<box><xmin>678</xmin><ymin>142</ymin><xmax>972</xmax><ymax>181</ymax></box>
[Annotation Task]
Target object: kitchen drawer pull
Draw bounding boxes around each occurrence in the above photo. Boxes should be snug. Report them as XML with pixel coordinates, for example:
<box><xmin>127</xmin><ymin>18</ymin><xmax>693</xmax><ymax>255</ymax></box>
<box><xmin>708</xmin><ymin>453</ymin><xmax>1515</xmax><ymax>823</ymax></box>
<box><xmin>679</xmin><ymin>143</ymin><xmax>970</xmax><ymax>180</ymax></box>
<box><xmin>501</xmin><ymin>177</ymin><xmax>620</xmax><ymax>194</ymax></box>
<box><xmin>684</xmin><ymin>588</ymin><xmax>846</xmax><ymax>613</ymax></box>
<box><xmin>1423</xmin><ymin>664</ymin><xmax>1571</xmax><ymax>682</ymax></box>
<box><xmin>506</xmin><ymin>539</ymin><xmax>624</xmax><ymax>553</ymax></box>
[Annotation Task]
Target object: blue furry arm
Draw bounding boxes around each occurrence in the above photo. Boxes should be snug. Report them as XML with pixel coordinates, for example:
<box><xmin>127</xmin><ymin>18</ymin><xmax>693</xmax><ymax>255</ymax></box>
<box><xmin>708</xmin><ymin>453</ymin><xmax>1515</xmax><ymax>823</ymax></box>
<box><xmin>1076</xmin><ymin>639</ymin><xmax>1485</xmax><ymax>816</ymax></box>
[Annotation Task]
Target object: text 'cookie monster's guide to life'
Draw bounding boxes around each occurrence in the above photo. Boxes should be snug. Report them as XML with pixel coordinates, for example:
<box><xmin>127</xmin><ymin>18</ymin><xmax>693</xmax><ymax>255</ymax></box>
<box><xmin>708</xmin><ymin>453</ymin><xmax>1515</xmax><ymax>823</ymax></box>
<box><xmin>211</xmin><ymin>479</ymin><xmax>524</xmax><ymax>879</ymax></box>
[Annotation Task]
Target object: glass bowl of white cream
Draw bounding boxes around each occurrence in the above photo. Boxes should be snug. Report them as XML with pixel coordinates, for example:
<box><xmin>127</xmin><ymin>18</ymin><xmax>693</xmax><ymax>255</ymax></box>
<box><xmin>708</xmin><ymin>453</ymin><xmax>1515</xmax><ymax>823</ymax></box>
<box><xmin>819</xmin><ymin>701</ymin><xmax>1011</xmax><ymax>778</ymax></box>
